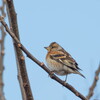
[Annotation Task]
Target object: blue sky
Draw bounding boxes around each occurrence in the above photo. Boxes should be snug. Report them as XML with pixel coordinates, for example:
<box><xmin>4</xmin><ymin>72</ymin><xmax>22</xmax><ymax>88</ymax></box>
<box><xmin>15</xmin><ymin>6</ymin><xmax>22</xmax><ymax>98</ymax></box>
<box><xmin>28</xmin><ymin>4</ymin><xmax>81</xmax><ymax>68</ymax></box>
<box><xmin>2</xmin><ymin>0</ymin><xmax>100</xmax><ymax>100</ymax></box>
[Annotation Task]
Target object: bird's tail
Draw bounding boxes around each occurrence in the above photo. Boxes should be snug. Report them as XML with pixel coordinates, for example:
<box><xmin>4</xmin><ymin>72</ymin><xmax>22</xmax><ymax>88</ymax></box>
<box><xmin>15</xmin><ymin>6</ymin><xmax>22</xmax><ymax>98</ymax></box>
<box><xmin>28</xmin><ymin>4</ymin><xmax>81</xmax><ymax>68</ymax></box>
<box><xmin>76</xmin><ymin>71</ymin><xmax>86</xmax><ymax>78</ymax></box>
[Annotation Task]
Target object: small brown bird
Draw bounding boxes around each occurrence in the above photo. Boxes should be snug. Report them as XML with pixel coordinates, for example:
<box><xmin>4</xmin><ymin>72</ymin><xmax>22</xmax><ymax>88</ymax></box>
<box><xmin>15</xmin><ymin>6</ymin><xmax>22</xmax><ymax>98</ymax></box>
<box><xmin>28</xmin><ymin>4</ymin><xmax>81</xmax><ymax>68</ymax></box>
<box><xmin>44</xmin><ymin>42</ymin><xmax>85</xmax><ymax>81</ymax></box>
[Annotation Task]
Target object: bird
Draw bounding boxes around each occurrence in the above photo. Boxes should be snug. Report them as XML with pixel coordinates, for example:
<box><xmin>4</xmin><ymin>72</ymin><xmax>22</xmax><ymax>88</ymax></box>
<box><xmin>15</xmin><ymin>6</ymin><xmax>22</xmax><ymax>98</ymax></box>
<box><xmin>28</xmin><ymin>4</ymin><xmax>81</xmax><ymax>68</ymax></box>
<box><xmin>44</xmin><ymin>42</ymin><xmax>85</xmax><ymax>81</ymax></box>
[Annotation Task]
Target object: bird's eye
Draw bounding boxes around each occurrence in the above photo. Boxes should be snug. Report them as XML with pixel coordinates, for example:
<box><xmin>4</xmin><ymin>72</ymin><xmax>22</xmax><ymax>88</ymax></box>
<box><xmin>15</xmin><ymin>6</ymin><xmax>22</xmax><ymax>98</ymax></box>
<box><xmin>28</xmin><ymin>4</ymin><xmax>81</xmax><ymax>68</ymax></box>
<box><xmin>51</xmin><ymin>46</ymin><xmax>54</xmax><ymax>48</ymax></box>
<box><xmin>52</xmin><ymin>46</ymin><xmax>56</xmax><ymax>49</ymax></box>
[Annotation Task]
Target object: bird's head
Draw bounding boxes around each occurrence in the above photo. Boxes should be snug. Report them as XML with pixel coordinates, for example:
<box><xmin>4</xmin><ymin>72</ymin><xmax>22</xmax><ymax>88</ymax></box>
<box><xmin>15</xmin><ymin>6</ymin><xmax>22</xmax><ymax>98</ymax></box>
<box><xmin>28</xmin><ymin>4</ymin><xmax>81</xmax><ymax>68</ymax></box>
<box><xmin>44</xmin><ymin>42</ymin><xmax>62</xmax><ymax>52</ymax></box>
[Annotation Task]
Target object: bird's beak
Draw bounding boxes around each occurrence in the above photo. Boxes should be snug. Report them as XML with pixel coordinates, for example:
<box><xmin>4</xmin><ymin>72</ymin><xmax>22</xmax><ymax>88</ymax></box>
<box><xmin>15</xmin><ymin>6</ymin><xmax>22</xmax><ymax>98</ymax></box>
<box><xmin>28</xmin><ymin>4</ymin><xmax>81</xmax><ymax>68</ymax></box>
<box><xmin>44</xmin><ymin>47</ymin><xmax>47</xmax><ymax>49</ymax></box>
<box><xmin>44</xmin><ymin>46</ymin><xmax>50</xmax><ymax>51</ymax></box>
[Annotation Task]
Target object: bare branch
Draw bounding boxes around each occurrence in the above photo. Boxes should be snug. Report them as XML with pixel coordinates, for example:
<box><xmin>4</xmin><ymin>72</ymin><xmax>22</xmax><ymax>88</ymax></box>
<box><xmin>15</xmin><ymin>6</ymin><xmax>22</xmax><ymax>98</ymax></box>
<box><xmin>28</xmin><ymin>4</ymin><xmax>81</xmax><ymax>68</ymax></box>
<box><xmin>86</xmin><ymin>64</ymin><xmax>100</xmax><ymax>99</ymax></box>
<box><xmin>0</xmin><ymin>16</ymin><xmax>88</xmax><ymax>100</ymax></box>
<box><xmin>0</xmin><ymin>0</ymin><xmax>6</xmax><ymax>100</ymax></box>
<box><xmin>5</xmin><ymin>0</ymin><xmax>34</xmax><ymax>100</ymax></box>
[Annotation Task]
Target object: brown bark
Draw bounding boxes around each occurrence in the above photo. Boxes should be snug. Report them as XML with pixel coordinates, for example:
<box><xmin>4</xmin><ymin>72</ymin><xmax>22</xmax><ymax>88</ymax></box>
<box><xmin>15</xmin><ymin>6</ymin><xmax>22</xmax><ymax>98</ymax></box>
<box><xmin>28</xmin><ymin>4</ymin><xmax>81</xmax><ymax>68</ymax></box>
<box><xmin>86</xmin><ymin>65</ymin><xmax>100</xmax><ymax>99</ymax></box>
<box><xmin>0</xmin><ymin>0</ymin><xmax>6</xmax><ymax>100</ymax></box>
<box><xmin>5</xmin><ymin>0</ymin><xmax>34</xmax><ymax>100</ymax></box>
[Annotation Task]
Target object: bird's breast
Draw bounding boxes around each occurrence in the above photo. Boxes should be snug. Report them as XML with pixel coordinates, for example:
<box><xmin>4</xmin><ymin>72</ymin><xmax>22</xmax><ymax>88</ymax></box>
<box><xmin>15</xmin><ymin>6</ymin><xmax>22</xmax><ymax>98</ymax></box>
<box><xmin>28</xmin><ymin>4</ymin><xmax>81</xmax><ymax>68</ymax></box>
<box><xmin>46</xmin><ymin>56</ymin><xmax>67</xmax><ymax>75</ymax></box>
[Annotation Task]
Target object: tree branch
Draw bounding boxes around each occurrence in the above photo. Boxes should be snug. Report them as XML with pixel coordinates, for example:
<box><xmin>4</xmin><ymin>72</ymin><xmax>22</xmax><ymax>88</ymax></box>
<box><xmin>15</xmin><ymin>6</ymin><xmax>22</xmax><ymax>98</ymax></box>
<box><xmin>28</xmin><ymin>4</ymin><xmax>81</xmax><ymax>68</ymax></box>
<box><xmin>5</xmin><ymin>0</ymin><xmax>34</xmax><ymax>100</ymax></box>
<box><xmin>0</xmin><ymin>0</ymin><xmax>6</xmax><ymax>100</ymax></box>
<box><xmin>86</xmin><ymin>64</ymin><xmax>100</xmax><ymax>99</ymax></box>
<box><xmin>0</xmin><ymin>16</ymin><xmax>88</xmax><ymax>100</ymax></box>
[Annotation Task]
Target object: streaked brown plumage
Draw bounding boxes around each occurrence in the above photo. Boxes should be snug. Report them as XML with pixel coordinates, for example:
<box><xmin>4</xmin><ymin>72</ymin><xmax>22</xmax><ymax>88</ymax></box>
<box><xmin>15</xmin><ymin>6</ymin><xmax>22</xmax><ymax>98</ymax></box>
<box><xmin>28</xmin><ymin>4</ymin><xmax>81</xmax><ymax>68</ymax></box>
<box><xmin>44</xmin><ymin>42</ymin><xmax>85</xmax><ymax>81</ymax></box>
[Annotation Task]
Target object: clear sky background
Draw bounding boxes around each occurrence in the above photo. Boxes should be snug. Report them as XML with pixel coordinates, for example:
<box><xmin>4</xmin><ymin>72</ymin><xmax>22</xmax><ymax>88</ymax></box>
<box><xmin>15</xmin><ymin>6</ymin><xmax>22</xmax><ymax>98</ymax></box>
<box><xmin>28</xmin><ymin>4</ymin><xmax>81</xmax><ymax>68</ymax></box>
<box><xmin>1</xmin><ymin>0</ymin><xmax>100</xmax><ymax>100</ymax></box>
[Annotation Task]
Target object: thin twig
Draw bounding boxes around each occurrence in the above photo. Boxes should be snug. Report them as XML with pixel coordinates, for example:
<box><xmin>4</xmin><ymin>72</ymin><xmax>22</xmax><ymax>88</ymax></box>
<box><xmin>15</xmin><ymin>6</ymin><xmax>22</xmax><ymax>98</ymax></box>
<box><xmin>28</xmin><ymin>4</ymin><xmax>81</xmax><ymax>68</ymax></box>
<box><xmin>86</xmin><ymin>64</ymin><xmax>100</xmax><ymax>99</ymax></box>
<box><xmin>5</xmin><ymin>0</ymin><xmax>34</xmax><ymax>100</ymax></box>
<box><xmin>0</xmin><ymin>0</ymin><xmax>6</xmax><ymax>100</ymax></box>
<box><xmin>0</xmin><ymin>16</ymin><xmax>88</xmax><ymax>100</ymax></box>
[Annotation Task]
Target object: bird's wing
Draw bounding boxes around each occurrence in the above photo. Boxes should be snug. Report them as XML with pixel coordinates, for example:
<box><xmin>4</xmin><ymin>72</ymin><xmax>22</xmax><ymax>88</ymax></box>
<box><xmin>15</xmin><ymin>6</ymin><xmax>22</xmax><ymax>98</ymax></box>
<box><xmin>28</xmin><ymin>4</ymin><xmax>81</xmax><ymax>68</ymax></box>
<box><xmin>61</xmin><ymin>48</ymin><xmax>82</xmax><ymax>70</ymax></box>
<box><xmin>50</xmin><ymin>51</ymin><xmax>79</xmax><ymax>71</ymax></box>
